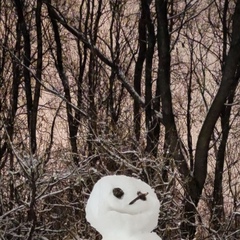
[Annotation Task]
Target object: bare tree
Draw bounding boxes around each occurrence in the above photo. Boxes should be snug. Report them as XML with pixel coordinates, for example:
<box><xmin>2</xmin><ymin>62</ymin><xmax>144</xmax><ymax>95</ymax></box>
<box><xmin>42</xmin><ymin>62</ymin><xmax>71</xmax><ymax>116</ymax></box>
<box><xmin>182</xmin><ymin>0</ymin><xmax>240</xmax><ymax>237</ymax></box>
<box><xmin>0</xmin><ymin>0</ymin><xmax>240</xmax><ymax>239</ymax></box>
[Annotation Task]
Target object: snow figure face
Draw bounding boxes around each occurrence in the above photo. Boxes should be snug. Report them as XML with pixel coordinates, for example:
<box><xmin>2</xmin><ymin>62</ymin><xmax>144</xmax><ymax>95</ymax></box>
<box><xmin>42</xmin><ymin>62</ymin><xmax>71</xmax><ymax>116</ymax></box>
<box><xmin>86</xmin><ymin>175</ymin><xmax>160</xmax><ymax>240</ymax></box>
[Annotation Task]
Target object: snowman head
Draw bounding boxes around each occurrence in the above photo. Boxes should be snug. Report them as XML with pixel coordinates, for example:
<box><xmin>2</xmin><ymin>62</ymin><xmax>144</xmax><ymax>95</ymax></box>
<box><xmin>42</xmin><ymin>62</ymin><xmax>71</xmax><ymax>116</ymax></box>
<box><xmin>86</xmin><ymin>175</ymin><xmax>160</xmax><ymax>238</ymax></box>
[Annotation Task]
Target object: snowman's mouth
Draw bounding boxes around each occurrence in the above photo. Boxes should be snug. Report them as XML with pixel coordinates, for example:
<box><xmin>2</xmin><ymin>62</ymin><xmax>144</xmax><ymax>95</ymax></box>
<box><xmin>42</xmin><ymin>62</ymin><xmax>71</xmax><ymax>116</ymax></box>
<box><xmin>129</xmin><ymin>192</ymin><xmax>148</xmax><ymax>205</ymax></box>
<box><xmin>111</xmin><ymin>208</ymin><xmax>143</xmax><ymax>215</ymax></box>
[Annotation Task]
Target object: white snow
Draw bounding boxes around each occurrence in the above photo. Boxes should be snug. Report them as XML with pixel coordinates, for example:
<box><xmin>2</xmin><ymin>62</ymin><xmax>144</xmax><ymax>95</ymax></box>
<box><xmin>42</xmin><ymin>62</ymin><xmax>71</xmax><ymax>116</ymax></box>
<box><xmin>85</xmin><ymin>175</ymin><xmax>161</xmax><ymax>240</ymax></box>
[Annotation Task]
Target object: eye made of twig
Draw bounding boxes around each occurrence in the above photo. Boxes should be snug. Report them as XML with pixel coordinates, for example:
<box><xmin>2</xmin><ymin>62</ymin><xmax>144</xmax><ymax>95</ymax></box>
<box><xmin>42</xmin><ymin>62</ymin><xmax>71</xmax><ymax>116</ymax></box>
<box><xmin>113</xmin><ymin>187</ymin><xmax>124</xmax><ymax>199</ymax></box>
<box><xmin>137</xmin><ymin>191</ymin><xmax>148</xmax><ymax>201</ymax></box>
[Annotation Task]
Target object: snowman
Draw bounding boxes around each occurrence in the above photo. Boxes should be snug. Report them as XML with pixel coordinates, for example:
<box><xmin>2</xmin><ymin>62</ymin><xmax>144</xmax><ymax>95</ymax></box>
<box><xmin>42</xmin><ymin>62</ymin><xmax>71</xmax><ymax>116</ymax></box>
<box><xmin>85</xmin><ymin>175</ymin><xmax>162</xmax><ymax>240</ymax></box>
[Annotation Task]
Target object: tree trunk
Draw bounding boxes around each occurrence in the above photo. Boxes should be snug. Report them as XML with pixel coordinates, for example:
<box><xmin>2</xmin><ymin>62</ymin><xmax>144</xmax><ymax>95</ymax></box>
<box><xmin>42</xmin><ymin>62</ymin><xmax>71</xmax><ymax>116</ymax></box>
<box><xmin>144</xmin><ymin>0</ymin><xmax>158</xmax><ymax>157</ymax></box>
<box><xmin>133</xmin><ymin>0</ymin><xmax>146</xmax><ymax>142</ymax></box>
<box><xmin>47</xmin><ymin>0</ymin><xmax>80</xmax><ymax>165</ymax></box>
<box><xmin>155</xmin><ymin>0</ymin><xmax>189</xmax><ymax>182</ymax></box>
<box><xmin>182</xmin><ymin>0</ymin><xmax>240</xmax><ymax>238</ymax></box>
<box><xmin>31</xmin><ymin>0</ymin><xmax>43</xmax><ymax>154</ymax></box>
<box><xmin>13</xmin><ymin>0</ymin><xmax>37</xmax><ymax>154</ymax></box>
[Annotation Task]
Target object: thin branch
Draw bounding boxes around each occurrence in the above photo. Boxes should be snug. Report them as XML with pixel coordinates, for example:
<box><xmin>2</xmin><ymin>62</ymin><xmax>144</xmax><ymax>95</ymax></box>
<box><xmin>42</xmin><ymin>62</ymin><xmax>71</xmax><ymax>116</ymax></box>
<box><xmin>43</xmin><ymin>1</ymin><xmax>146</xmax><ymax>107</ymax></box>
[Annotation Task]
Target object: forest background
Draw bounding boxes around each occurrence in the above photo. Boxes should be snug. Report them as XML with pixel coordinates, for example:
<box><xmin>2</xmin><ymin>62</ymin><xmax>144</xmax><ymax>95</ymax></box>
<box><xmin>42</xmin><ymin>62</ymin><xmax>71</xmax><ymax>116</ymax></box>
<box><xmin>0</xmin><ymin>0</ymin><xmax>240</xmax><ymax>239</ymax></box>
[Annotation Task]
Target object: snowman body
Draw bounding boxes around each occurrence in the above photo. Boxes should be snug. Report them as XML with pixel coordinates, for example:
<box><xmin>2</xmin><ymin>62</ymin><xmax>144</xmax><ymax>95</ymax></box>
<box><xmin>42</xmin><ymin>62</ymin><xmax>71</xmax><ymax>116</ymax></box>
<box><xmin>86</xmin><ymin>175</ymin><xmax>161</xmax><ymax>240</ymax></box>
